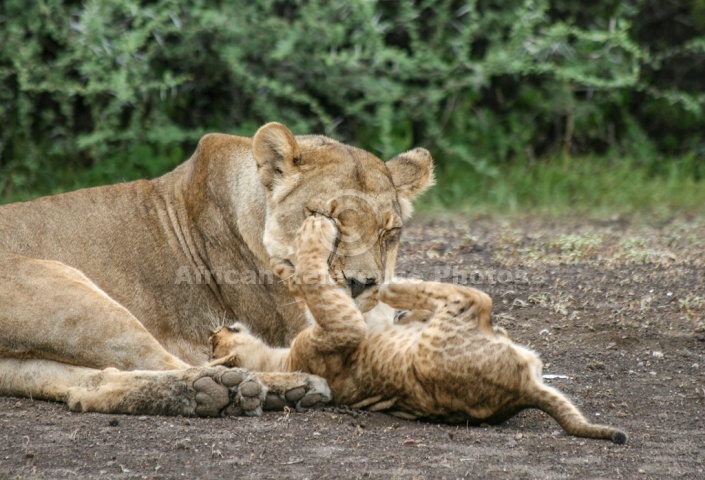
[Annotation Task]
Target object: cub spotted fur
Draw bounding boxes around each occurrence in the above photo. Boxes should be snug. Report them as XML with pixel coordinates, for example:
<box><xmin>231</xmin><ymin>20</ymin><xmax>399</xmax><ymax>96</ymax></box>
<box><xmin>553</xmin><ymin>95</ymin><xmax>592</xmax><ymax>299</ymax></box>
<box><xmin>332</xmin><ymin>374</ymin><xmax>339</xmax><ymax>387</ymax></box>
<box><xmin>210</xmin><ymin>216</ymin><xmax>627</xmax><ymax>444</ymax></box>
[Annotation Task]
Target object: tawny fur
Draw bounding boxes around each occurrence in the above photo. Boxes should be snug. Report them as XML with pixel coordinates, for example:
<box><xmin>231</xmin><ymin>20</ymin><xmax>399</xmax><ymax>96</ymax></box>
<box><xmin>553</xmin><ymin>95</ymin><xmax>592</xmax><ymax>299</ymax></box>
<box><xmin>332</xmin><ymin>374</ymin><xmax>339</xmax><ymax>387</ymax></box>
<box><xmin>211</xmin><ymin>217</ymin><xmax>627</xmax><ymax>444</ymax></box>
<box><xmin>0</xmin><ymin>122</ymin><xmax>434</xmax><ymax>416</ymax></box>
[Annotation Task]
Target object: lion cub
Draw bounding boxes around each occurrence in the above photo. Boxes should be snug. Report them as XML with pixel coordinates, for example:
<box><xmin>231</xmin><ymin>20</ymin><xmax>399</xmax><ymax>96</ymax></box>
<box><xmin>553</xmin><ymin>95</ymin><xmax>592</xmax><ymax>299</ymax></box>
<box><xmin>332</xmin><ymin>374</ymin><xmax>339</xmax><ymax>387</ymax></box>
<box><xmin>210</xmin><ymin>216</ymin><xmax>626</xmax><ymax>444</ymax></box>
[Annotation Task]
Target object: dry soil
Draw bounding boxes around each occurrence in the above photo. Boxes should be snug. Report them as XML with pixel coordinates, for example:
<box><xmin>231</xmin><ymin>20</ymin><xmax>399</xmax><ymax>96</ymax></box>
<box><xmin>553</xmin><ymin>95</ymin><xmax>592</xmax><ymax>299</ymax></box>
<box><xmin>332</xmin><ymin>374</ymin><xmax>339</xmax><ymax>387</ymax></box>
<box><xmin>1</xmin><ymin>215</ymin><xmax>703</xmax><ymax>479</ymax></box>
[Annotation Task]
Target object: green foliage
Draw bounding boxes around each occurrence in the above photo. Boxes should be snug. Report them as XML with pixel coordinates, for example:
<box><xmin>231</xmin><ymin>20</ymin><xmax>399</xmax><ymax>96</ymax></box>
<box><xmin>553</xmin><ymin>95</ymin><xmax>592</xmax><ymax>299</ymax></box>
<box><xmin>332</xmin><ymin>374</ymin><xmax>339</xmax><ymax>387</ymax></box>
<box><xmin>429</xmin><ymin>153</ymin><xmax>705</xmax><ymax>215</ymax></box>
<box><xmin>0</xmin><ymin>0</ymin><xmax>704</xmax><ymax>206</ymax></box>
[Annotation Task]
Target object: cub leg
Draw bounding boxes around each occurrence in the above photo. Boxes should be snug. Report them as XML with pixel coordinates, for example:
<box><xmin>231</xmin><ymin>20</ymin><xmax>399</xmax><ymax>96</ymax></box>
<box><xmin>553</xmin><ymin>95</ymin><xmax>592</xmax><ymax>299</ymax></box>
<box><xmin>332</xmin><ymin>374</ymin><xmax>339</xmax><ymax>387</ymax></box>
<box><xmin>290</xmin><ymin>216</ymin><xmax>367</xmax><ymax>351</ymax></box>
<box><xmin>0</xmin><ymin>253</ymin><xmax>188</xmax><ymax>371</ymax></box>
<box><xmin>379</xmin><ymin>281</ymin><xmax>494</xmax><ymax>334</ymax></box>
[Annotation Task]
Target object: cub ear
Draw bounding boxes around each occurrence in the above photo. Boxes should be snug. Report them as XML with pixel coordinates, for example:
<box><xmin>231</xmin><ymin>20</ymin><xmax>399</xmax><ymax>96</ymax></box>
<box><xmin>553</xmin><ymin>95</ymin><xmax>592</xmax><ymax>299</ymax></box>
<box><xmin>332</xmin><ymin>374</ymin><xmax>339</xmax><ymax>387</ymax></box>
<box><xmin>252</xmin><ymin>122</ymin><xmax>301</xmax><ymax>189</ymax></box>
<box><xmin>386</xmin><ymin>148</ymin><xmax>435</xmax><ymax>219</ymax></box>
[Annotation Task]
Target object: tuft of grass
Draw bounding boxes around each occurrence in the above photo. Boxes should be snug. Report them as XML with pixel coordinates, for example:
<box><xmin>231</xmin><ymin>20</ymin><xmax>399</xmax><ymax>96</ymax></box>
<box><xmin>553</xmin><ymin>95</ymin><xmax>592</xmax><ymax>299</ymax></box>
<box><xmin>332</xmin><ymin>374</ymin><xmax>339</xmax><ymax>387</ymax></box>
<box><xmin>679</xmin><ymin>295</ymin><xmax>703</xmax><ymax>317</ymax></box>
<box><xmin>424</xmin><ymin>154</ymin><xmax>705</xmax><ymax>217</ymax></box>
<box><xmin>549</xmin><ymin>233</ymin><xmax>604</xmax><ymax>262</ymax></box>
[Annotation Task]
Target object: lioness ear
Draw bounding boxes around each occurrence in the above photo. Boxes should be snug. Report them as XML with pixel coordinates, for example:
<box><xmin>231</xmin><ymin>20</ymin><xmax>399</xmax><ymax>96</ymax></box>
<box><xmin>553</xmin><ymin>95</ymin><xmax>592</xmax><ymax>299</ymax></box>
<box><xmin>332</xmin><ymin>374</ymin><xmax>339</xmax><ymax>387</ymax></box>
<box><xmin>252</xmin><ymin>122</ymin><xmax>301</xmax><ymax>189</ymax></box>
<box><xmin>386</xmin><ymin>148</ymin><xmax>435</xmax><ymax>219</ymax></box>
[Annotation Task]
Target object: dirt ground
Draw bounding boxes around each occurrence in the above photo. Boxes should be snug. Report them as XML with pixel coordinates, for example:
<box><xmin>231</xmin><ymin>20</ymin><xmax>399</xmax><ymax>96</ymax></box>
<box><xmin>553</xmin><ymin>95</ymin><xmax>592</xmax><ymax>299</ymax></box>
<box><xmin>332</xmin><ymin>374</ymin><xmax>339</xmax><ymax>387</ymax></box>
<box><xmin>1</xmin><ymin>215</ymin><xmax>704</xmax><ymax>479</ymax></box>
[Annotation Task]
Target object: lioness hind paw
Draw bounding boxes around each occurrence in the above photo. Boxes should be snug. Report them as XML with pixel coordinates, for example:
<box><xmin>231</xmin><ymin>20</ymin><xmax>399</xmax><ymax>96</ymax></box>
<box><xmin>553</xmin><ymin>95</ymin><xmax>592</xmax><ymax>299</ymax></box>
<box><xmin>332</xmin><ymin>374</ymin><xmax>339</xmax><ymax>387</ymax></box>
<box><xmin>262</xmin><ymin>374</ymin><xmax>332</xmax><ymax>412</ymax></box>
<box><xmin>193</xmin><ymin>367</ymin><xmax>266</xmax><ymax>417</ymax></box>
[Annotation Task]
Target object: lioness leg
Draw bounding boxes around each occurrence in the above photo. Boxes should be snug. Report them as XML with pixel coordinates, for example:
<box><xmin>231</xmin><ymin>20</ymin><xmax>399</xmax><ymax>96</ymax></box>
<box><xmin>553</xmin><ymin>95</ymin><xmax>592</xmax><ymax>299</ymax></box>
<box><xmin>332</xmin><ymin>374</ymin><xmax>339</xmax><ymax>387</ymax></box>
<box><xmin>0</xmin><ymin>254</ymin><xmax>330</xmax><ymax>414</ymax></box>
<box><xmin>0</xmin><ymin>358</ymin><xmax>266</xmax><ymax>417</ymax></box>
<box><xmin>379</xmin><ymin>281</ymin><xmax>494</xmax><ymax>334</ymax></box>
<box><xmin>208</xmin><ymin>329</ymin><xmax>333</xmax><ymax>411</ymax></box>
<box><xmin>0</xmin><ymin>254</ymin><xmax>188</xmax><ymax>370</ymax></box>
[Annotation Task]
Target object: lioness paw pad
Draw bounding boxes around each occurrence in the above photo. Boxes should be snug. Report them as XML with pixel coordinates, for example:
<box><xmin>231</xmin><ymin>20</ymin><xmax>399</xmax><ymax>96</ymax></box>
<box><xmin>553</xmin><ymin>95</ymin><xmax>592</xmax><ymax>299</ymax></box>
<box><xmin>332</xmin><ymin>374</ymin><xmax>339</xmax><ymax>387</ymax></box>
<box><xmin>263</xmin><ymin>374</ymin><xmax>332</xmax><ymax>412</ymax></box>
<box><xmin>193</xmin><ymin>367</ymin><xmax>265</xmax><ymax>417</ymax></box>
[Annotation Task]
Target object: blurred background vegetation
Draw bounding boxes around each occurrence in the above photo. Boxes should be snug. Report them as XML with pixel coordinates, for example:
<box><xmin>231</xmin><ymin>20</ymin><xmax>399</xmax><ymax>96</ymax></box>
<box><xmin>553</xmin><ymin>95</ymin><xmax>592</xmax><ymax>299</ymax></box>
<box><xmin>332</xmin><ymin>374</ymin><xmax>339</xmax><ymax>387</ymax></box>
<box><xmin>1</xmin><ymin>0</ymin><xmax>704</xmax><ymax>215</ymax></box>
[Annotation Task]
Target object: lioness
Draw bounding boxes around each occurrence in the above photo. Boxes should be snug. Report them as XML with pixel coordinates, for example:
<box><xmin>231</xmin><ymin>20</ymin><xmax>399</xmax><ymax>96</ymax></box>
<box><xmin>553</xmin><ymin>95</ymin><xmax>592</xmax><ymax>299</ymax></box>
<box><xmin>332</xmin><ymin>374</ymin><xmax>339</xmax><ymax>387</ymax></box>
<box><xmin>0</xmin><ymin>122</ymin><xmax>434</xmax><ymax>416</ymax></box>
<box><xmin>210</xmin><ymin>216</ymin><xmax>627</xmax><ymax>443</ymax></box>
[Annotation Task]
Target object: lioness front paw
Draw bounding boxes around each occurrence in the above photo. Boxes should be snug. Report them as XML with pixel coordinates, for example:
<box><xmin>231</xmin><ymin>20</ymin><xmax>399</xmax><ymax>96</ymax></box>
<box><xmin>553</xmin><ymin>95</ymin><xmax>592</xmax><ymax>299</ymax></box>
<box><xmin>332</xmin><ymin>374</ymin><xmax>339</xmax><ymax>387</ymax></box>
<box><xmin>193</xmin><ymin>366</ymin><xmax>266</xmax><ymax>417</ymax></box>
<box><xmin>257</xmin><ymin>372</ymin><xmax>332</xmax><ymax>412</ymax></box>
<box><xmin>66</xmin><ymin>366</ymin><xmax>266</xmax><ymax>417</ymax></box>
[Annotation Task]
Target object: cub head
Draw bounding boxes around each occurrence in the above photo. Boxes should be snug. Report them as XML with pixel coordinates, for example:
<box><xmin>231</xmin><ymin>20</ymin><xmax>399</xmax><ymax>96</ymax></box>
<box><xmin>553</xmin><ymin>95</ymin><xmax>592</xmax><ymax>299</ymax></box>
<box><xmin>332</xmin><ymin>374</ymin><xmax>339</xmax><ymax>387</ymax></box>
<box><xmin>209</xmin><ymin>322</ymin><xmax>269</xmax><ymax>371</ymax></box>
<box><xmin>209</xmin><ymin>323</ymin><xmax>253</xmax><ymax>360</ymax></box>
<box><xmin>253</xmin><ymin>122</ymin><xmax>434</xmax><ymax>303</ymax></box>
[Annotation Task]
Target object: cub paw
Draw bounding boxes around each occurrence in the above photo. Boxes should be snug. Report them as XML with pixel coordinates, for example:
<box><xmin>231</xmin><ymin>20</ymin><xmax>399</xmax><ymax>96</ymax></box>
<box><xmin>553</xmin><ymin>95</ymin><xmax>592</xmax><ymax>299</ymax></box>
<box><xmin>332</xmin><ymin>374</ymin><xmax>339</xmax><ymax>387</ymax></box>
<box><xmin>295</xmin><ymin>215</ymin><xmax>338</xmax><ymax>269</ymax></box>
<box><xmin>208</xmin><ymin>323</ymin><xmax>259</xmax><ymax>362</ymax></box>
<box><xmin>193</xmin><ymin>367</ymin><xmax>266</xmax><ymax>417</ymax></box>
<box><xmin>269</xmin><ymin>257</ymin><xmax>304</xmax><ymax>298</ymax></box>
<box><xmin>270</xmin><ymin>256</ymin><xmax>296</xmax><ymax>283</ymax></box>
<box><xmin>379</xmin><ymin>281</ymin><xmax>415</xmax><ymax>309</ymax></box>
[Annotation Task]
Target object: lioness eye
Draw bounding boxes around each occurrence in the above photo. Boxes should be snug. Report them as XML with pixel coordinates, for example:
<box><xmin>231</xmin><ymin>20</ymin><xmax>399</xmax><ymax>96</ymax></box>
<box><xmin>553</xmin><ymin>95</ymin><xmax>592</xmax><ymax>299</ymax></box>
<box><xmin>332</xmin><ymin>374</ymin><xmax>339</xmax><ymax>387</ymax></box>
<box><xmin>383</xmin><ymin>228</ymin><xmax>401</xmax><ymax>247</ymax></box>
<box><xmin>305</xmin><ymin>208</ymin><xmax>331</xmax><ymax>219</ymax></box>
<box><xmin>385</xmin><ymin>228</ymin><xmax>401</xmax><ymax>239</ymax></box>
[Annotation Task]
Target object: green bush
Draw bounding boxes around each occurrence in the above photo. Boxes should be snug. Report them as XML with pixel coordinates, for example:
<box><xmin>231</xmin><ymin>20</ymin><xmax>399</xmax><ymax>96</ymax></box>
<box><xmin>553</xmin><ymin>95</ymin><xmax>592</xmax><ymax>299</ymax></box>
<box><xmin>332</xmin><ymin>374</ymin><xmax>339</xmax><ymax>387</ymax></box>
<box><xmin>1</xmin><ymin>0</ymin><xmax>704</xmax><ymax>203</ymax></box>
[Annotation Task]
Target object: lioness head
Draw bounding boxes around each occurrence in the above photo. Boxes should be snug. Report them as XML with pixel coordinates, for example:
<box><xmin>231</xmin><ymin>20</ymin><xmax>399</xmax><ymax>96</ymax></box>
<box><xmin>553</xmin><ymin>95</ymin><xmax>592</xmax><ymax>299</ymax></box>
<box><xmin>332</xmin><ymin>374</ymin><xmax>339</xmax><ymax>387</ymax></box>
<box><xmin>253</xmin><ymin>122</ymin><xmax>434</xmax><ymax>301</ymax></box>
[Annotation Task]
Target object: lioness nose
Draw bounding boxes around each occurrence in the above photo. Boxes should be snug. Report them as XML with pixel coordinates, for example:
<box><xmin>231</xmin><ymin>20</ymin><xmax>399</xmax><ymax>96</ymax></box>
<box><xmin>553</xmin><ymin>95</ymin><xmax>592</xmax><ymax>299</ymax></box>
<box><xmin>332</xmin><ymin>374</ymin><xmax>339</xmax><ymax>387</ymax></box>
<box><xmin>347</xmin><ymin>277</ymin><xmax>377</xmax><ymax>298</ymax></box>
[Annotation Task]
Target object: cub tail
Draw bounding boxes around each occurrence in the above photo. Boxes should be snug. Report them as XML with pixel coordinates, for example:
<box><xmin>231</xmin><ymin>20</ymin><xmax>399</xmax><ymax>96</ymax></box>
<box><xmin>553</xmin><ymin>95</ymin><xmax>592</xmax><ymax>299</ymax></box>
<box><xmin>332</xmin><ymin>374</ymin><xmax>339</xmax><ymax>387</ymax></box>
<box><xmin>528</xmin><ymin>383</ymin><xmax>627</xmax><ymax>444</ymax></box>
